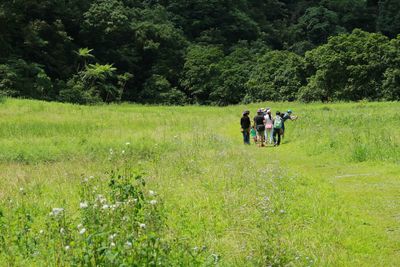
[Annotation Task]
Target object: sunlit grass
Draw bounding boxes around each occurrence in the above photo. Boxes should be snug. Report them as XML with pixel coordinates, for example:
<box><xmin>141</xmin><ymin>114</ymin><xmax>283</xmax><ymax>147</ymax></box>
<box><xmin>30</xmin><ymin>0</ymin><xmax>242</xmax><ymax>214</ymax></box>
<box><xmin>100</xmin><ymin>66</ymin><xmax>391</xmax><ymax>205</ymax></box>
<box><xmin>0</xmin><ymin>98</ymin><xmax>399</xmax><ymax>266</ymax></box>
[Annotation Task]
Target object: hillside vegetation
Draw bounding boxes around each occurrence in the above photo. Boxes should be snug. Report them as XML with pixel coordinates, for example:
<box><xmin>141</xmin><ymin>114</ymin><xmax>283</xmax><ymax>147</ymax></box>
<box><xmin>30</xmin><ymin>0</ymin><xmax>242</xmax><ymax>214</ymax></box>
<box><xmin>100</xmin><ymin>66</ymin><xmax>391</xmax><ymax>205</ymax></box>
<box><xmin>0</xmin><ymin>99</ymin><xmax>399</xmax><ymax>266</ymax></box>
<box><xmin>1</xmin><ymin>0</ymin><xmax>400</xmax><ymax>104</ymax></box>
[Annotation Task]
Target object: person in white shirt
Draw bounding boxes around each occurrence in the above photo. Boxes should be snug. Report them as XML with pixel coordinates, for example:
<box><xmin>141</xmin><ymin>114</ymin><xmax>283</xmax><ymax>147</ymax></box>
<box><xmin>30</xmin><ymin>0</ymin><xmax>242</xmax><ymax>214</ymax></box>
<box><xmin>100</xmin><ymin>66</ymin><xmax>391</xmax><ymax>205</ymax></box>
<box><xmin>264</xmin><ymin>109</ymin><xmax>273</xmax><ymax>145</ymax></box>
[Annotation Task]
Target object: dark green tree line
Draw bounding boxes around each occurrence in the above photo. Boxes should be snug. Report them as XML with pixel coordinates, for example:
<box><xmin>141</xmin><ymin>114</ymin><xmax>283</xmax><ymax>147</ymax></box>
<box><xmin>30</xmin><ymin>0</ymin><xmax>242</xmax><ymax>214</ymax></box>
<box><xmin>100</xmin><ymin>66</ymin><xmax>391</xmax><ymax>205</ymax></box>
<box><xmin>0</xmin><ymin>0</ymin><xmax>399</xmax><ymax>104</ymax></box>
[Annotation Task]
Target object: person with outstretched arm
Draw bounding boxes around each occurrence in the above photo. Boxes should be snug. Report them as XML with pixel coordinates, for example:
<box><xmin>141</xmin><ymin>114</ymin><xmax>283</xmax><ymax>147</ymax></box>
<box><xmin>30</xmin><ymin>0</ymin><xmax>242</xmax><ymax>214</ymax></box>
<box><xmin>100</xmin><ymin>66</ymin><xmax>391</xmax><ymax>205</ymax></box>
<box><xmin>281</xmin><ymin>109</ymin><xmax>297</xmax><ymax>139</ymax></box>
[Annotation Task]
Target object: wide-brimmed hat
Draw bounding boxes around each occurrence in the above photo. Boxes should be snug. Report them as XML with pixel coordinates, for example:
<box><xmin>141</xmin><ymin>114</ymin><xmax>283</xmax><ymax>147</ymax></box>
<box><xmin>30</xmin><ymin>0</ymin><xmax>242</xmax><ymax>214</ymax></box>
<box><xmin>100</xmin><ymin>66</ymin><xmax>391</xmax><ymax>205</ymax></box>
<box><xmin>257</xmin><ymin>108</ymin><xmax>263</xmax><ymax>113</ymax></box>
<box><xmin>243</xmin><ymin>110</ymin><xmax>250</xmax><ymax>115</ymax></box>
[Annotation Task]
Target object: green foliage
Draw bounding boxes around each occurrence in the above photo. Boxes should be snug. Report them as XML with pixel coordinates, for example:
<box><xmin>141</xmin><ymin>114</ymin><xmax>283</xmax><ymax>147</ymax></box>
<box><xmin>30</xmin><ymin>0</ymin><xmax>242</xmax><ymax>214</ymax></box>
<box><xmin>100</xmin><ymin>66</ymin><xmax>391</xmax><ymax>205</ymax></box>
<box><xmin>246</xmin><ymin>50</ymin><xmax>306</xmax><ymax>102</ymax></box>
<box><xmin>207</xmin><ymin>42</ymin><xmax>264</xmax><ymax>105</ymax></box>
<box><xmin>180</xmin><ymin>45</ymin><xmax>224</xmax><ymax>104</ymax></box>
<box><xmin>292</xmin><ymin>6</ymin><xmax>346</xmax><ymax>45</ymax></box>
<box><xmin>0</xmin><ymin>60</ymin><xmax>52</xmax><ymax>99</ymax></box>
<box><xmin>76</xmin><ymin>48</ymin><xmax>94</xmax><ymax>59</ymax></box>
<box><xmin>0</xmin><ymin>164</ymin><xmax>206</xmax><ymax>265</ymax></box>
<box><xmin>83</xmin><ymin>0</ymin><xmax>130</xmax><ymax>36</ymax></box>
<box><xmin>299</xmin><ymin>29</ymin><xmax>394</xmax><ymax>101</ymax></box>
<box><xmin>322</xmin><ymin>0</ymin><xmax>377</xmax><ymax>32</ymax></box>
<box><xmin>60</xmin><ymin>62</ymin><xmax>129</xmax><ymax>104</ymax></box>
<box><xmin>141</xmin><ymin>75</ymin><xmax>187</xmax><ymax>105</ymax></box>
<box><xmin>377</xmin><ymin>0</ymin><xmax>400</xmax><ymax>38</ymax></box>
<box><xmin>381</xmin><ymin>35</ymin><xmax>400</xmax><ymax>100</ymax></box>
<box><xmin>0</xmin><ymin>0</ymin><xmax>399</xmax><ymax>104</ymax></box>
<box><xmin>164</xmin><ymin>0</ymin><xmax>262</xmax><ymax>45</ymax></box>
<box><xmin>382</xmin><ymin>68</ymin><xmax>400</xmax><ymax>100</ymax></box>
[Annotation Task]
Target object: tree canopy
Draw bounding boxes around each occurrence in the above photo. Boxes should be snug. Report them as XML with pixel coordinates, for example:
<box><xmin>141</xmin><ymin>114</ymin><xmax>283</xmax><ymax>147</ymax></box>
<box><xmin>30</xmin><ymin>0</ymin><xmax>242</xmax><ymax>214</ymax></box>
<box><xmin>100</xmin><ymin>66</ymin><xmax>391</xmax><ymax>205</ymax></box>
<box><xmin>0</xmin><ymin>0</ymin><xmax>399</xmax><ymax>104</ymax></box>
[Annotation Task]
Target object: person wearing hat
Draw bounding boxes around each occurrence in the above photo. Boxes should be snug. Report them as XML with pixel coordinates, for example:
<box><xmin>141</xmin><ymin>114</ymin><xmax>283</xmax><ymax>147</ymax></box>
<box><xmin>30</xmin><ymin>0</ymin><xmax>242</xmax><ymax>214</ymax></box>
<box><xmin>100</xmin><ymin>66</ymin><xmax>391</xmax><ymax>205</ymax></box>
<box><xmin>264</xmin><ymin>108</ymin><xmax>273</xmax><ymax>145</ymax></box>
<box><xmin>240</xmin><ymin>110</ymin><xmax>251</xmax><ymax>145</ymax></box>
<box><xmin>281</xmin><ymin>109</ymin><xmax>298</xmax><ymax>139</ymax></box>
<box><xmin>273</xmin><ymin>111</ymin><xmax>283</xmax><ymax>146</ymax></box>
<box><xmin>253</xmin><ymin>108</ymin><xmax>266</xmax><ymax>147</ymax></box>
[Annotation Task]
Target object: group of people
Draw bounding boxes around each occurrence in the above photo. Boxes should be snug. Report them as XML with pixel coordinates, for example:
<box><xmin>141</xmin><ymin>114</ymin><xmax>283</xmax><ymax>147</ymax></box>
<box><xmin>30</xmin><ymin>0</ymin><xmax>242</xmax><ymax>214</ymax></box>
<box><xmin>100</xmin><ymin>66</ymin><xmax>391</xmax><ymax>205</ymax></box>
<box><xmin>240</xmin><ymin>108</ymin><xmax>297</xmax><ymax>147</ymax></box>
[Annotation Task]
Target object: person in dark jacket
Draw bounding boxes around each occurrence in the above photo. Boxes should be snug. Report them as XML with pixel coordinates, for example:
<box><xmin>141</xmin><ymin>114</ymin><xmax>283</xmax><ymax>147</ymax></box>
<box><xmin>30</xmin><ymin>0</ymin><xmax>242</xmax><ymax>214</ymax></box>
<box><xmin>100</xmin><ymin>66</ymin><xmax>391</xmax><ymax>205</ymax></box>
<box><xmin>253</xmin><ymin>108</ymin><xmax>266</xmax><ymax>147</ymax></box>
<box><xmin>273</xmin><ymin>111</ymin><xmax>283</xmax><ymax>146</ymax></box>
<box><xmin>240</xmin><ymin>110</ymin><xmax>251</xmax><ymax>145</ymax></box>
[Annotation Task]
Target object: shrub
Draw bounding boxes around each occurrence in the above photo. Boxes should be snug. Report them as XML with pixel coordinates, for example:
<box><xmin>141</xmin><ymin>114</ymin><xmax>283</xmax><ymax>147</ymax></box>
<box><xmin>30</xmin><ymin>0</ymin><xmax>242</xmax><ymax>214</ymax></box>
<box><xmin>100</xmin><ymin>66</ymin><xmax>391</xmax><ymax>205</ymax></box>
<box><xmin>0</xmin><ymin>59</ymin><xmax>52</xmax><ymax>99</ymax></box>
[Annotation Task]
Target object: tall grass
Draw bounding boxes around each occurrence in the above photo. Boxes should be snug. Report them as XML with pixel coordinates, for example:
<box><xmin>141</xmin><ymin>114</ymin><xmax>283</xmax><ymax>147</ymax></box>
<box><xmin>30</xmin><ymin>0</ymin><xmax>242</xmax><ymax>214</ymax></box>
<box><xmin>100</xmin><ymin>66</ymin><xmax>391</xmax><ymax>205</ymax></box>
<box><xmin>0</xmin><ymin>99</ymin><xmax>399</xmax><ymax>266</ymax></box>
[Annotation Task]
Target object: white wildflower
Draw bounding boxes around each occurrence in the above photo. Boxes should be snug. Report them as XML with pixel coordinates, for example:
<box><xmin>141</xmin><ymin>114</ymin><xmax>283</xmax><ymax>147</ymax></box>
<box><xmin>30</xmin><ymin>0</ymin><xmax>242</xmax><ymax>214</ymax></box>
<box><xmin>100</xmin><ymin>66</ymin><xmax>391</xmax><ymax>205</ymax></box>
<box><xmin>127</xmin><ymin>198</ymin><xmax>138</xmax><ymax>205</ymax></box>
<box><xmin>60</xmin><ymin>228</ymin><xmax>65</xmax><ymax>234</ymax></box>
<box><xmin>77</xmin><ymin>223</ymin><xmax>83</xmax><ymax>229</ymax></box>
<box><xmin>149</xmin><ymin>190</ymin><xmax>155</xmax><ymax>196</ymax></box>
<box><xmin>109</xmin><ymin>233</ymin><xmax>117</xmax><ymax>241</ymax></box>
<box><xmin>125</xmin><ymin>142</ymin><xmax>130</xmax><ymax>145</ymax></box>
<box><xmin>110</xmin><ymin>242</ymin><xmax>116</xmax><ymax>247</ymax></box>
<box><xmin>125</xmin><ymin>241</ymin><xmax>132</xmax><ymax>248</ymax></box>
<box><xmin>79</xmin><ymin>228</ymin><xmax>86</xmax><ymax>235</ymax></box>
<box><xmin>80</xmin><ymin>202</ymin><xmax>89</xmax><ymax>209</ymax></box>
<box><xmin>19</xmin><ymin>187</ymin><xmax>24</xmax><ymax>192</ymax></box>
<box><xmin>109</xmin><ymin>148</ymin><xmax>114</xmax><ymax>154</ymax></box>
<box><xmin>280</xmin><ymin>209</ymin><xmax>285</xmax><ymax>214</ymax></box>
<box><xmin>65</xmin><ymin>245</ymin><xmax>70</xmax><ymax>251</ymax></box>
<box><xmin>102</xmin><ymin>204</ymin><xmax>109</xmax><ymax>210</ymax></box>
<box><xmin>39</xmin><ymin>230</ymin><xmax>44</xmax><ymax>234</ymax></box>
<box><xmin>83</xmin><ymin>177</ymin><xmax>89</xmax><ymax>183</ymax></box>
<box><xmin>121</xmin><ymin>150</ymin><xmax>125</xmax><ymax>154</ymax></box>
<box><xmin>139</xmin><ymin>223</ymin><xmax>146</xmax><ymax>229</ymax></box>
<box><xmin>50</xmin><ymin>208</ymin><xmax>64</xmax><ymax>217</ymax></box>
<box><xmin>96</xmin><ymin>194</ymin><xmax>107</xmax><ymax>204</ymax></box>
<box><xmin>150</xmin><ymin>200</ymin><xmax>157</xmax><ymax>205</ymax></box>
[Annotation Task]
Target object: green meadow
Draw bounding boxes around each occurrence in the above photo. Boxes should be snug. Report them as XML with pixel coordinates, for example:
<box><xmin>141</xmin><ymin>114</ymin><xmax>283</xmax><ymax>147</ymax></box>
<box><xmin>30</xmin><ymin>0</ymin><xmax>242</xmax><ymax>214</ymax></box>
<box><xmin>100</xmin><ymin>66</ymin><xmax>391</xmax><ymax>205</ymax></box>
<box><xmin>0</xmin><ymin>98</ymin><xmax>399</xmax><ymax>266</ymax></box>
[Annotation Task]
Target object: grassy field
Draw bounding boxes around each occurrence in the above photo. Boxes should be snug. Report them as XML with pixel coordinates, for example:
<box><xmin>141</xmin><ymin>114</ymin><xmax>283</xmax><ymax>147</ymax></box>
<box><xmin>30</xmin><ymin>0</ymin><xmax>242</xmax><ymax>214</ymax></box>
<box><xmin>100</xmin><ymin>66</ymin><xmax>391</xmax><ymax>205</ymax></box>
<box><xmin>0</xmin><ymin>98</ymin><xmax>399</xmax><ymax>266</ymax></box>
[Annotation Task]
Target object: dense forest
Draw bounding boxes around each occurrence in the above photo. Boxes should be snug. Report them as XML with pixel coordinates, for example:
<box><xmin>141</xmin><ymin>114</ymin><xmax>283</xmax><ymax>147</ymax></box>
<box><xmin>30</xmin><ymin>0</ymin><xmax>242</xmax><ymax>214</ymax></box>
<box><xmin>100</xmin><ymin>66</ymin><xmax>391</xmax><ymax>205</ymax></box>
<box><xmin>0</xmin><ymin>0</ymin><xmax>399</xmax><ymax>105</ymax></box>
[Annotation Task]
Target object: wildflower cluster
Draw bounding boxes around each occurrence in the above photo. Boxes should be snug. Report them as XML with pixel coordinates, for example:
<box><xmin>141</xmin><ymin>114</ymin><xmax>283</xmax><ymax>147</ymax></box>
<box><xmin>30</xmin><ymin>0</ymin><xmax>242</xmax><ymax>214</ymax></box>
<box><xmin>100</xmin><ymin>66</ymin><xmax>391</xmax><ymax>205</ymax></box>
<box><xmin>0</xmin><ymin>147</ymin><xmax>207</xmax><ymax>266</ymax></box>
<box><xmin>51</xmin><ymin>168</ymin><xmax>170</xmax><ymax>266</ymax></box>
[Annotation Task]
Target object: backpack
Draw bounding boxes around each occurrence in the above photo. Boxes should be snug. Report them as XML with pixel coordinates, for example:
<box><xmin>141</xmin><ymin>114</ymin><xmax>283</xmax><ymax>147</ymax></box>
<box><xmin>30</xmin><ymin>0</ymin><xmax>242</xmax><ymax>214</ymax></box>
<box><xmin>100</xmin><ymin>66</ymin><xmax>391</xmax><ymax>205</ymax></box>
<box><xmin>274</xmin><ymin>116</ymin><xmax>283</xmax><ymax>129</ymax></box>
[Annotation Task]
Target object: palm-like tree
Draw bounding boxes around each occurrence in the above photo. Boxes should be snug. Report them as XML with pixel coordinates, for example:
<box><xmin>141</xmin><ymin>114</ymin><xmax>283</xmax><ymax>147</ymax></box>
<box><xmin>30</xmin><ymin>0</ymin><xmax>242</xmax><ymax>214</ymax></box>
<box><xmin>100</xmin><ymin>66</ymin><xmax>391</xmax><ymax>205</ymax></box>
<box><xmin>82</xmin><ymin>63</ymin><xmax>116</xmax><ymax>83</ymax></box>
<box><xmin>75</xmin><ymin>48</ymin><xmax>95</xmax><ymax>70</ymax></box>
